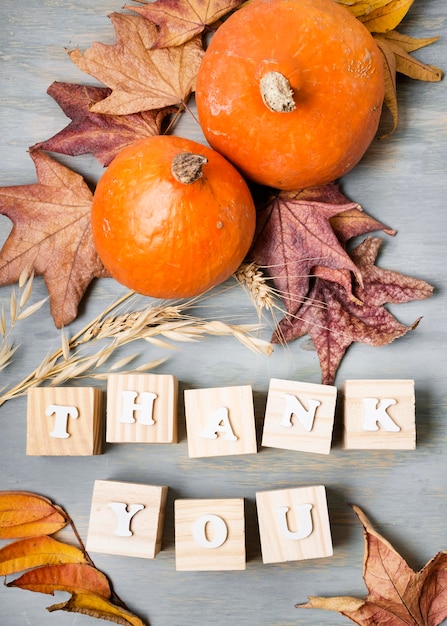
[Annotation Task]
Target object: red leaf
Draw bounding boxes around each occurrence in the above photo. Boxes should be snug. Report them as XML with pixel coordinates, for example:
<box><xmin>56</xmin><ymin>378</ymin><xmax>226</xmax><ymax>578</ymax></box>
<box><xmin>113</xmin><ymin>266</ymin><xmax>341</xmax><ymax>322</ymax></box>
<box><xmin>0</xmin><ymin>150</ymin><xmax>108</xmax><ymax>328</ymax></box>
<box><xmin>32</xmin><ymin>82</ymin><xmax>177</xmax><ymax>166</ymax></box>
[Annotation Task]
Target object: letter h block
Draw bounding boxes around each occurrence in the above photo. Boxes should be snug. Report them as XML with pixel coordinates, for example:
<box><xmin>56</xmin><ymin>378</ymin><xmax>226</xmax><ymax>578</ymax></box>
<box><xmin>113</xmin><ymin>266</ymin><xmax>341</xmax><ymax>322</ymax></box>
<box><xmin>86</xmin><ymin>480</ymin><xmax>168</xmax><ymax>559</ymax></box>
<box><xmin>184</xmin><ymin>385</ymin><xmax>257</xmax><ymax>458</ymax></box>
<box><xmin>106</xmin><ymin>373</ymin><xmax>178</xmax><ymax>443</ymax></box>
<box><xmin>262</xmin><ymin>379</ymin><xmax>337</xmax><ymax>455</ymax></box>
<box><xmin>343</xmin><ymin>379</ymin><xmax>416</xmax><ymax>450</ymax></box>
<box><xmin>256</xmin><ymin>485</ymin><xmax>333</xmax><ymax>564</ymax></box>
<box><xmin>26</xmin><ymin>387</ymin><xmax>103</xmax><ymax>456</ymax></box>
<box><xmin>174</xmin><ymin>498</ymin><xmax>246</xmax><ymax>571</ymax></box>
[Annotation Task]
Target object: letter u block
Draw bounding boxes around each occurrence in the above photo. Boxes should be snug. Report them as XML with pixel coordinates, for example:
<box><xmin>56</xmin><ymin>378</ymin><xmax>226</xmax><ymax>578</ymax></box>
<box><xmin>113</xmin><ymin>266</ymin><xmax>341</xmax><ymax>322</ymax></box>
<box><xmin>343</xmin><ymin>379</ymin><xmax>416</xmax><ymax>449</ymax></box>
<box><xmin>256</xmin><ymin>485</ymin><xmax>333</xmax><ymax>564</ymax></box>
<box><xmin>262</xmin><ymin>379</ymin><xmax>337</xmax><ymax>454</ymax></box>
<box><xmin>26</xmin><ymin>387</ymin><xmax>103</xmax><ymax>455</ymax></box>
<box><xmin>174</xmin><ymin>498</ymin><xmax>246</xmax><ymax>571</ymax></box>
<box><xmin>184</xmin><ymin>385</ymin><xmax>257</xmax><ymax>458</ymax></box>
<box><xmin>106</xmin><ymin>373</ymin><xmax>178</xmax><ymax>443</ymax></box>
<box><xmin>86</xmin><ymin>480</ymin><xmax>168</xmax><ymax>559</ymax></box>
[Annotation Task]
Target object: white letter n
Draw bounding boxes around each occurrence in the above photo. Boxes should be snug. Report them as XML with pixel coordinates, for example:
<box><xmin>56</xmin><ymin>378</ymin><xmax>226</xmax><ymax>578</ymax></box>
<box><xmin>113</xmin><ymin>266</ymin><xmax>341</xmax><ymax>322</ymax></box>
<box><xmin>280</xmin><ymin>394</ymin><xmax>321</xmax><ymax>432</ymax></box>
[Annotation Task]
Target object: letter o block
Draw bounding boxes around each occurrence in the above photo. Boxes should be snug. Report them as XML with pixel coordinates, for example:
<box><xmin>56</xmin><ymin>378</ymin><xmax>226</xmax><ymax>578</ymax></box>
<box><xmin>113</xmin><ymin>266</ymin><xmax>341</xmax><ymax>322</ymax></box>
<box><xmin>343</xmin><ymin>379</ymin><xmax>416</xmax><ymax>449</ymax></box>
<box><xmin>27</xmin><ymin>387</ymin><xmax>103</xmax><ymax>456</ymax></box>
<box><xmin>174</xmin><ymin>498</ymin><xmax>246</xmax><ymax>571</ymax></box>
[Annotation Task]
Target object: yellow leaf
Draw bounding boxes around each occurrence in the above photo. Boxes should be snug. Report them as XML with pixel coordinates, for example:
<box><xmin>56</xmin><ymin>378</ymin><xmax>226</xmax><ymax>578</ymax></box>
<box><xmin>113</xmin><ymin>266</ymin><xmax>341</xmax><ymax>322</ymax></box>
<box><xmin>7</xmin><ymin>563</ymin><xmax>111</xmax><ymax>598</ymax></box>
<box><xmin>48</xmin><ymin>591</ymin><xmax>147</xmax><ymax>626</ymax></box>
<box><xmin>335</xmin><ymin>0</ymin><xmax>391</xmax><ymax>19</ymax></box>
<box><xmin>358</xmin><ymin>0</ymin><xmax>415</xmax><ymax>33</ymax></box>
<box><xmin>0</xmin><ymin>491</ymin><xmax>67</xmax><ymax>539</ymax></box>
<box><xmin>0</xmin><ymin>535</ymin><xmax>87</xmax><ymax>576</ymax></box>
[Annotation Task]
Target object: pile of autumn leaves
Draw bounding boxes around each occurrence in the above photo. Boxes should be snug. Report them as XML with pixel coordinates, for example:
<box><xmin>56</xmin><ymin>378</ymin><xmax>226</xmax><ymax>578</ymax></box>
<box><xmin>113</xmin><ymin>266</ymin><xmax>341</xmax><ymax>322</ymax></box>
<box><xmin>0</xmin><ymin>0</ymin><xmax>442</xmax><ymax>386</ymax></box>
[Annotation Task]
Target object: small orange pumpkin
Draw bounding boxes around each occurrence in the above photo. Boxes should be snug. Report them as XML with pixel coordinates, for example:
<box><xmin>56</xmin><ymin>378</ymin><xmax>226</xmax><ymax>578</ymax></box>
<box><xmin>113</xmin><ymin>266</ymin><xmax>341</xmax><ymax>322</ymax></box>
<box><xmin>91</xmin><ymin>135</ymin><xmax>256</xmax><ymax>299</ymax></box>
<box><xmin>196</xmin><ymin>0</ymin><xmax>385</xmax><ymax>190</ymax></box>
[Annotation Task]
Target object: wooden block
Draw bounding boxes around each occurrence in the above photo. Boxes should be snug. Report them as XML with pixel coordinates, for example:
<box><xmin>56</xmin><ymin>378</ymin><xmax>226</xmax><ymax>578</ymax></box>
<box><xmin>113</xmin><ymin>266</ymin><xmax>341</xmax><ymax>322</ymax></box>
<box><xmin>106</xmin><ymin>373</ymin><xmax>178</xmax><ymax>443</ymax></box>
<box><xmin>256</xmin><ymin>485</ymin><xmax>333</xmax><ymax>564</ymax></box>
<box><xmin>175</xmin><ymin>498</ymin><xmax>246</xmax><ymax>571</ymax></box>
<box><xmin>184</xmin><ymin>385</ymin><xmax>257</xmax><ymax>458</ymax></box>
<box><xmin>343</xmin><ymin>379</ymin><xmax>416</xmax><ymax>450</ymax></box>
<box><xmin>262</xmin><ymin>379</ymin><xmax>337</xmax><ymax>454</ymax></box>
<box><xmin>86</xmin><ymin>480</ymin><xmax>168</xmax><ymax>559</ymax></box>
<box><xmin>26</xmin><ymin>387</ymin><xmax>103</xmax><ymax>456</ymax></box>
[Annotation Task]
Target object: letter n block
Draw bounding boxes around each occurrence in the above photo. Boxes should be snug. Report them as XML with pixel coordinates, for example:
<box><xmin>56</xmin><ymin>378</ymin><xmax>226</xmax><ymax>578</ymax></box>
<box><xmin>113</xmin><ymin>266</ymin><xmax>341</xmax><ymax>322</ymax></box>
<box><xmin>256</xmin><ymin>485</ymin><xmax>333</xmax><ymax>564</ymax></box>
<box><xmin>262</xmin><ymin>379</ymin><xmax>337</xmax><ymax>454</ymax></box>
<box><xmin>184</xmin><ymin>385</ymin><xmax>257</xmax><ymax>458</ymax></box>
<box><xmin>26</xmin><ymin>387</ymin><xmax>103</xmax><ymax>456</ymax></box>
<box><xmin>106</xmin><ymin>373</ymin><xmax>178</xmax><ymax>443</ymax></box>
<box><xmin>174</xmin><ymin>498</ymin><xmax>246</xmax><ymax>571</ymax></box>
<box><xmin>343</xmin><ymin>379</ymin><xmax>416</xmax><ymax>450</ymax></box>
<box><xmin>86</xmin><ymin>480</ymin><xmax>168</xmax><ymax>559</ymax></box>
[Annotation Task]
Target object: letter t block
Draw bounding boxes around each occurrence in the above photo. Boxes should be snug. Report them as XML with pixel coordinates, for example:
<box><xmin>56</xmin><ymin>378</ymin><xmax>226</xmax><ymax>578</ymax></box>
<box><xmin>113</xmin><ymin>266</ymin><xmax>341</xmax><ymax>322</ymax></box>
<box><xmin>343</xmin><ymin>379</ymin><xmax>416</xmax><ymax>449</ymax></box>
<box><xmin>27</xmin><ymin>387</ymin><xmax>103</xmax><ymax>456</ymax></box>
<box><xmin>86</xmin><ymin>480</ymin><xmax>168</xmax><ymax>559</ymax></box>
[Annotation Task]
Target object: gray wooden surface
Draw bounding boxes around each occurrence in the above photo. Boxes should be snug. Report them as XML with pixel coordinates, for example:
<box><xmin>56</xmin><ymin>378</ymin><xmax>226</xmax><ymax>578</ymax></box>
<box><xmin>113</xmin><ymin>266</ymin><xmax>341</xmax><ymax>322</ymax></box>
<box><xmin>0</xmin><ymin>1</ymin><xmax>446</xmax><ymax>624</ymax></box>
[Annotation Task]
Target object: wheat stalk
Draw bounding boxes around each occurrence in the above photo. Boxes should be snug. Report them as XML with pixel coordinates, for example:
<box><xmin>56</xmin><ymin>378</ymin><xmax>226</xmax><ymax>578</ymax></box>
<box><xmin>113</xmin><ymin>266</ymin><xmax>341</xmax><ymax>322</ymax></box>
<box><xmin>0</xmin><ymin>287</ymin><xmax>272</xmax><ymax>406</ymax></box>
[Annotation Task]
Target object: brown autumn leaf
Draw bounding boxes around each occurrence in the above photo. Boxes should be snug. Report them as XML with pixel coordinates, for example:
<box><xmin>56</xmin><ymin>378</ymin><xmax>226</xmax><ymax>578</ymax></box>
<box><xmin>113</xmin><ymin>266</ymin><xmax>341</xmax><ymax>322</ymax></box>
<box><xmin>49</xmin><ymin>591</ymin><xmax>147</xmax><ymax>626</ymax></box>
<box><xmin>126</xmin><ymin>0</ymin><xmax>243</xmax><ymax>47</ymax></box>
<box><xmin>274</xmin><ymin>237</ymin><xmax>434</xmax><ymax>385</ymax></box>
<box><xmin>0</xmin><ymin>150</ymin><xmax>108</xmax><ymax>328</ymax></box>
<box><xmin>0</xmin><ymin>491</ymin><xmax>67</xmax><ymax>539</ymax></box>
<box><xmin>32</xmin><ymin>82</ymin><xmax>177</xmax><ymax>167</ymax></box>
<box><xmin>7</xmin><ymin>562</ymin><xmax>112</xmax><ymax>598</ymax></box>
<box><xmin>297</xmin><ymin>504</ymin><xmax>447</xmax><ymax>626</ymax></box>
<box><xmin>249</xmin><ymin>184</ymin><xmax>390</xmax><ymax>315</ymax></box>
<box><xmin>0</xmin><ymin>535</ymin><xmax>87</xmax><ymax>576</ymax></box>
<box><xmin>68</xmin><ymin>12</ymin><xmax>204</xmax><ymax>116</ymax></box>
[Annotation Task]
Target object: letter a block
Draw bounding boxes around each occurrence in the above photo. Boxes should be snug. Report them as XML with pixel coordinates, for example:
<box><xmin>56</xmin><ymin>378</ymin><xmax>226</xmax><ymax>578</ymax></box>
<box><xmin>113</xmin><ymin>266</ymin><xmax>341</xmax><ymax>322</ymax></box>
<box><xmin>26</xmin><ymin>387</ymin><xmax>103</xmax><ymax>456</ymax></box>
<box><xmin>262</xmin><ymin>379</ymin><xmax>337</xmax><ymax>454</ymax></box>
<box><xmin>256</xmin><ymin>485</ymin><xmax>333</xmax><ymax>564</ymax></box>
<box><xmin>106</xmin><ymin>373</ymin><xmax>178</xmax><ymax>443</ymax></box>
<box><xmin>86</xmin><ymin>480</ymin><xmax>168</xmax><ymax>559</ymax></box>
<box><xmin>343</xmin><ymin>379</ymin><xmax>416</xmax><ymax>450</ymax></box>
<box><xmin>184</xmin><ymin>385</ymin><xmax>257</xmax><ymax>458</ymax></box>
<box><xmin>175</xmin><ymin>498</ymin><xmax>246</xmax><ymax>571</ymax></box>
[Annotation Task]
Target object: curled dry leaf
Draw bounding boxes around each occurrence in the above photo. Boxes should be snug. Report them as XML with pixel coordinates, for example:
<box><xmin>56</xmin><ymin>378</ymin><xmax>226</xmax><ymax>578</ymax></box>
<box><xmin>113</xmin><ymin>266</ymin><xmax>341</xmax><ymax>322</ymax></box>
<box><xmin>49</xmin><ymin>591</ymin><xmax>147</xmax><ymax>626</ymax></box>
<box><xmin>0</xmin><ymin>150</ymin><xmax>108</xmax><ymax>328</ymax></box>
<box><xmin>7</xmin><ymin>562</ymin><xmax>112</xmax><ymax>598</ymax></box>
<box><xmin>68</xmin><ymin>12</ymin><xmax>204</xmax><ymax>115</ymax></box>
<box><xmin>0</xmin><ymin>491</ymin><xmax>67</xmax><ymax>539</ymax></box>
<box><xmin>126</xmin><ymin>0</ymin><xmax>244</xmax><ymax>47</ymax></box>
<box><xmin>32</xmin><ymin>82</ymin><xmax>177</xmax><ymax>167</ymax></box>
<box><xmin>297</xmin><ymin>504</ymin><xmax>447</xmax><ymax>626</ymax></box>
<box><xmin>0</xmin><ymin>535</ymin><xmax>87</xmax><ymax>576</ymax></box>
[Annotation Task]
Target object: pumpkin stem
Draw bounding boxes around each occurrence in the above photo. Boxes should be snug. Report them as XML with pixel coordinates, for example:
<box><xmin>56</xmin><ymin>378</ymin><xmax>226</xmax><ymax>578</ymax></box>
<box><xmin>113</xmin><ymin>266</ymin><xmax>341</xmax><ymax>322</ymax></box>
<box><xmin>260</xmin><ymin>71</ymin><xmax>295</xmax><ymax>113</ymax></box>
<box><xmin>172</xmin><ymin>152</ymin><xmax>208</xmax><ymax>184</ymax></box>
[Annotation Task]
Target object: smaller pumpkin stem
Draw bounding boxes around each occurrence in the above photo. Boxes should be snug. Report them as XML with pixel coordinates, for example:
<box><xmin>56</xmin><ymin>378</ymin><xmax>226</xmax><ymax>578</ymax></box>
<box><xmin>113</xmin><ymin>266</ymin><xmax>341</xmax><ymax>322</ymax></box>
<box><xmin>260</xmin><ymin>71</ymin><xmax>296</xmax><ymax>113</ymax></box>
<box><xmin>172</xmin><ymin>152</ymin><xmax>208</xmax><ymax>184</ymax></box>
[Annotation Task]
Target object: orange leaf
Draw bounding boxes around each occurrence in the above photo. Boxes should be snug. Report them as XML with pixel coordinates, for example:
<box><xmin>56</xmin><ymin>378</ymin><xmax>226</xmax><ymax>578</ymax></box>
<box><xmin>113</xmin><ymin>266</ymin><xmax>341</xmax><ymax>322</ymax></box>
<box><xmin>0</xmin><ymin>491</ymin><xmax>67</xmax><ymax>539</ymax></box>
<box><xmin>7</xmin><ymin>563</ymin><xmax>111</xmax><ymax>598</ymax></box>
<box><xmin>48</xmin><ymin>591</ymin><xmax>147</xmax><ymax>626</ymax></box>
<box><xmin>0</xmin><ymin>535</ymin><xmax>87</xmax><ymax>576</ymax></box>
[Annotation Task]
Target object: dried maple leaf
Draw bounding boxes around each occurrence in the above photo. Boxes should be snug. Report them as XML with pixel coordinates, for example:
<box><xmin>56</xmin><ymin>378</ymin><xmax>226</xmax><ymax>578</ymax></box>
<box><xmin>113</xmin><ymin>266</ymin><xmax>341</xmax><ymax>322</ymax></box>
<box><xmin>126</xmin><ymin>0</ymin><xmax>243</xmax><ymax>47</ymax></box>
<box><xmin>249</xmin><ymin>184</ymin><xmax>389</xmax><ymax>315</ymax></box>
<box><xmin>274</xmin><ymin>237</ymin><xmax>434</xmax><ymax>385</ymax></box>
<box><xmin>298</xmin><ymin>504</ymin><xmax>447</xmax><ymax>626</ymax></box>
<box><xmin>32</xmin><ymin>81</ymin><xmax>177</xmax><ymax>166</ymax></box>
<box><xmin>0</xmin><ymin>491</ymin><xmax>67</xmax><ymax>539</ymax></box>
<box><xmin>0</xmin><ymin>150</ymin><xmax>108</xmax><ymax>328</ymax></box>
<box><xmin>68</xmin><ymin>12</ymin><xmax>204</xmax><ymax>115</ymax></box>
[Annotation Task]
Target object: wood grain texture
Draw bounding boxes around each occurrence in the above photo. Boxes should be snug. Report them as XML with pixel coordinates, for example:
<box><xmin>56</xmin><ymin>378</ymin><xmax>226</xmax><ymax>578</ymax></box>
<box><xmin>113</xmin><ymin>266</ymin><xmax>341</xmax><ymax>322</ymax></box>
<box><xmin>1</xmin><ymin>0</ymin><xmax>447</xmax><ymax>624</ymax></box>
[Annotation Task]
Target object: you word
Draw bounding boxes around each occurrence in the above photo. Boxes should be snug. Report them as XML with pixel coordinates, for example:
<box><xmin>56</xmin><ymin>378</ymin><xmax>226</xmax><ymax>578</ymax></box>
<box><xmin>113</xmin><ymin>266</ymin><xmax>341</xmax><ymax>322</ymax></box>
<box><xmin>26</xmin><ymin>375</ymin><xmax>416</xmax><ymax>457</ymax></box>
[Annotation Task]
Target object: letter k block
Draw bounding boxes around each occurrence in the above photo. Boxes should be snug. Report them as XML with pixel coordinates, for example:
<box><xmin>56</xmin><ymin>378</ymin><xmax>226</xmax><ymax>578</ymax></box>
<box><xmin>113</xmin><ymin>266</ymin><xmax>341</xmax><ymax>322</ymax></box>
<box><xmin>343</xmin><ymin>379</ymin><xmax>416</xmax><ymax>449</ymax></box>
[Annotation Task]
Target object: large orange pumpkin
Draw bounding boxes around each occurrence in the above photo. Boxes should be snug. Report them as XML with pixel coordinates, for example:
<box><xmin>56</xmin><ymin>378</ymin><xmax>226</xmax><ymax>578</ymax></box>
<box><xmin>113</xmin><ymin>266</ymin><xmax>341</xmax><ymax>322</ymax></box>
<box><xmin>91</xmin><ymin>135</ymin><xmax>256</xmax><ymax>299</ymax></box>
<box><xmin>196</xmin><ymin>0</ymin><xmax>385</xmax><ymax>190</ymax></box>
